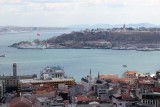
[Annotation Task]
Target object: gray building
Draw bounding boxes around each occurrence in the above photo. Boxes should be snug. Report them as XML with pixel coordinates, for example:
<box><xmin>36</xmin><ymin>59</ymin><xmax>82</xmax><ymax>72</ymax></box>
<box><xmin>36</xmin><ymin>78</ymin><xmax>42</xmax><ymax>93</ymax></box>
<box><xmin>35</xmin><ymin>96</ymin><xmax>64</xmax><ymax>107</ymax></box>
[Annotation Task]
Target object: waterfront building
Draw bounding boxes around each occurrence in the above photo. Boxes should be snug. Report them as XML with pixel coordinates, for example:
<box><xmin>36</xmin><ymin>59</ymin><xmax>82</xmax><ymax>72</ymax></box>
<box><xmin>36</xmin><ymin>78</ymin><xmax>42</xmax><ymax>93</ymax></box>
<box><xmin>0</xmin><ymin>63</ymin><xmax>37</xmax><ymax>92</ymax></box>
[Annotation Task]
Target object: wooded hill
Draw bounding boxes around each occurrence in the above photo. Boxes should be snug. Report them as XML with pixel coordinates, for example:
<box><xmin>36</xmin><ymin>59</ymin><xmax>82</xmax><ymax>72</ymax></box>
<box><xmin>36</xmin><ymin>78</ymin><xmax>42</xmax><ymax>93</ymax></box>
<box><xmin>45</xmin><ymin>30</ymin><xmax>160</xmax><ymax>45</ymax></box>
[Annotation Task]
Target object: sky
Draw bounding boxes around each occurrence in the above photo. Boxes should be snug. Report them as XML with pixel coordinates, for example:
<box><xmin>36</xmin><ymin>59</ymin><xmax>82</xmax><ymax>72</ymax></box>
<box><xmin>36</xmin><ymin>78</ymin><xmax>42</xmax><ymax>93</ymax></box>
<box><xmin>0</xmin><ymin>0</ymin><xmax>160</xmax><ymax>27</ymax></box>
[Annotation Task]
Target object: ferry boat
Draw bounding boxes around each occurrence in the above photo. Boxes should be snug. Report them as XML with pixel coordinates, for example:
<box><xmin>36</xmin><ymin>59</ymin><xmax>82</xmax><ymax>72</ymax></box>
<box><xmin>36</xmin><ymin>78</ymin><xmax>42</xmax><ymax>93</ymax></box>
<box><xmin>17</xmin><ymin>45</ymin><xmax>46</xmax><ymax>49</ymax></box>
<box><xmin>0</xmin><ymin>54</ymin><xmax>5</xmax><ymax>57</ymax></box>
<box><xmin>17</xmin><ymin>43</ymin><xmax>47</xmax><ymax>49</ymax></box>
<box><xmin>136</xmin><ymin>47</ymin><xmax>154</xmax><ymax>51</ymax></box>
<box><xmin>123</xmin><ymin>65</ymin><xmax>127</xmax><ymax>67</ymax></box>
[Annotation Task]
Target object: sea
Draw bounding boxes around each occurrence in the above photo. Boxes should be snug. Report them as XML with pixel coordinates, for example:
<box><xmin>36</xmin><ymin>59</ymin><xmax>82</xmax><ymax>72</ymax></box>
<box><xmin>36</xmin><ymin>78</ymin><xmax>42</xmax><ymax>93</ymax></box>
<box><xmin>0</xmin><ymin>29</ymin><xmax>160</xmax><ymax>81</ymax></box>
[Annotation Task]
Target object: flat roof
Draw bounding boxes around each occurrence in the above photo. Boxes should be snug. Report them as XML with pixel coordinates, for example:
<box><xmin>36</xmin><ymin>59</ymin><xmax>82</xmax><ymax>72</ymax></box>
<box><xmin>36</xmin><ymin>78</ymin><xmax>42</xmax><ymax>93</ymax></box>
<box><xmin>19</xmin><ymin>78</ymin><xmax>75</xmax><ymax>84</ymax></box>
<box><xmin>36</xmin><ymin>97</ymin><xmax>50</xmax><ymax>102</ymax></box>
<box><xmin>142</xmin><ymin>92</ymin><xmax>160</xmax><ymax>96</ymax></box>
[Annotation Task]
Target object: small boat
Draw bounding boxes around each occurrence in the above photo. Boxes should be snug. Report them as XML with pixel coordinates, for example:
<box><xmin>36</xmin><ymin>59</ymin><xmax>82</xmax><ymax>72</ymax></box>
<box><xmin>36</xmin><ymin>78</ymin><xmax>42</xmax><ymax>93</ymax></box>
<box><xmin>0</xmin><ymin>54</ymin><xmax>5</xmax><ymax>57</ymax></box>
<box><xmin>123</xmin><ymin>65</ymin><xmax>127</xmax><ymax>67</ymax></box>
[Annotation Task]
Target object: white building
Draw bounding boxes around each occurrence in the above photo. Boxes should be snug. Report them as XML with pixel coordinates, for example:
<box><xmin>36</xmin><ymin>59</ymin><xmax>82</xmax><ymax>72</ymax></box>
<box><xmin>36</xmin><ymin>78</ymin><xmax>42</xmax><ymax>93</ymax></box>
<box><xmin>40</xmin><ymin>65</ymin><xmax>65</xmax><ymax>80</ymax></box>
<box><xmin>35</xmin><ymin>96</ymin><xmax>64</xmax><ymax>107</ymax></box>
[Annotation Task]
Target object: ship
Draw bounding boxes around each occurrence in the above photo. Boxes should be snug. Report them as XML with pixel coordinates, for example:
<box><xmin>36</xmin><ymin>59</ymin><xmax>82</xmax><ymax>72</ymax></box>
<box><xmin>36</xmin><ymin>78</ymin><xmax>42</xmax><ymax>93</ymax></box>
<box><xmin>17</xmin><ymin>42</ymin><xmax>47</xmax><ymax>49</ymax></box>
<box><xmin>136</xmin><ymin>46</ymin><xmax>154</xmax><ymax>51</ymax></box>
<box><xmin>0</xmin><ymin>54</ymin><xmax>5</xmax><ymax>57</ymax></box>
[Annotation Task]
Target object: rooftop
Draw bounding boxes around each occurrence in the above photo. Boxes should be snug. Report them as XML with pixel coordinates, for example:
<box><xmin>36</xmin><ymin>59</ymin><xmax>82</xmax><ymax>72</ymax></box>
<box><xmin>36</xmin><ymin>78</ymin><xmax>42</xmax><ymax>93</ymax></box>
<box><xmin>19</xmin><ymin>78</ymin><xmax>75</xmax><ymax>84</ymax></box>
<box><xmin>36</xmin><ymin>97</ymin><xmax>50</xmax><ymax>102</ymax></box>
<box><xmin>100</xmin><ymin>74</ymin><xmax>118</xmax><ymax>79</ymax></box>
<box><xmin>9</xmin><ymin>97</ymin><xmax>33</xmax><ymax>107</ymax></box>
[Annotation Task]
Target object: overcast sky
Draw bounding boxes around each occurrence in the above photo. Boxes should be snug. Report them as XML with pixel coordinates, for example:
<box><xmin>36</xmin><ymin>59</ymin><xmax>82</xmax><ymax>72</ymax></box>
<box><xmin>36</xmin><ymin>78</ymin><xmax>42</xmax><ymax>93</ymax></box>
<box><xmin>0</xmin><ymin>0</ymin><xmax>160</xmax><ymax>27</ymax></box>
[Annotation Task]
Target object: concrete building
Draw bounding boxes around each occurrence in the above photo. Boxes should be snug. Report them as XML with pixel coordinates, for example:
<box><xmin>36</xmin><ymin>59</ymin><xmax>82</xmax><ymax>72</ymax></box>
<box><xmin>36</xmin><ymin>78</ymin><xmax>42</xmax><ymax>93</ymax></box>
<box><xmin>35</xmin><ymin>96</ymin><xmax>64</xmax><ymax>107</ymax></box>
<box><xmin>92</xmin><ymin>78</ymin><xmax>111</xmax><ymax>100</ymax></box>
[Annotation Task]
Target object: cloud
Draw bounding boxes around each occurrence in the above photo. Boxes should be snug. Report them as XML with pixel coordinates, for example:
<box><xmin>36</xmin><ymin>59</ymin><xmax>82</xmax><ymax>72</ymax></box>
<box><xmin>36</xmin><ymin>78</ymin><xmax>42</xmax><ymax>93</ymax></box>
<box><xmin>0</xmin><ymin>0</ymin><xmax>160</xmax><ymax>26</ymax></box>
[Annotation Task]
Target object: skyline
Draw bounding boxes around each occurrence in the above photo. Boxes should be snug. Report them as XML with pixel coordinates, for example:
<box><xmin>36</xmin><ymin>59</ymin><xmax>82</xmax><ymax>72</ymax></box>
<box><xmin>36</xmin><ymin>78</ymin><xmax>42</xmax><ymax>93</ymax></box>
<box><xmin>0</xmin><ymin>0</ymin><xmax>160</xmax><ymax>27</ymax></box>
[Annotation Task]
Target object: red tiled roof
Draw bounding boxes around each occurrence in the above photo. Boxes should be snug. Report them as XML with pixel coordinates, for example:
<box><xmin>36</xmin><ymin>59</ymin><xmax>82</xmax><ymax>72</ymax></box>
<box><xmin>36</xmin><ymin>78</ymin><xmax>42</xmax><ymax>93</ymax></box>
<box><xmin>100</xmin><ymin>74</ymin><xmax>118</xmax><ymax>79</ymax></box>
<box><xmin>76</xmin><ymin>95</ymin><xmax>91</xmax><ymax>101</ymax></box>
<box><xmin>9</xmin><ymin>97</ymin><xmax>33</xmax><ymax>107</ymax></box>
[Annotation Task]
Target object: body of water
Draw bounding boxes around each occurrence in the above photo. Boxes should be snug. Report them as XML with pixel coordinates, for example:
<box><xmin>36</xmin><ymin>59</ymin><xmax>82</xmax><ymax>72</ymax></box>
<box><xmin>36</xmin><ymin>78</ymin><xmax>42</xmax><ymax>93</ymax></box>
<box><xmin>0</xmin><ymin>29</ymin><xmax>160</xmax><ymax>81</ymax></box>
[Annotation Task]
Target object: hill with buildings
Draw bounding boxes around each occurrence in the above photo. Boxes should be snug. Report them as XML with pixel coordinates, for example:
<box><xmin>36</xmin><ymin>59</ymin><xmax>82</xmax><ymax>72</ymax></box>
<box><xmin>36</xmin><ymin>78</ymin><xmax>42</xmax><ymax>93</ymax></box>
<box><xmin>10</xmin><ymin>27</ymin><xmax>160</xmax><ymax>50</ymax></box>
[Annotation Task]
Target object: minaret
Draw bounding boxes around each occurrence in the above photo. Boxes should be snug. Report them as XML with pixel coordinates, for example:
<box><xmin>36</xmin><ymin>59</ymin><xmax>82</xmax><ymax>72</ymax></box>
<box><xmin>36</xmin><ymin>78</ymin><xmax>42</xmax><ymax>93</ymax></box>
<box><xmin>98</xmin><ymin>72</ymin><xmax>100</xmax><ymax>79</ymax></box>
<box><xmin>89</xmin><ymin>68</ymin><xmax>92</xmax><ymax>82</ymax></box>
<box><xmin>123</xmin><ymin>24</ymin><xmax>126</xmax><ymax>30</ymax></box>
<box><xmin>13</xmin><ymin>63</ymin><xmax>17</xmax><ymax>77</ymax></box>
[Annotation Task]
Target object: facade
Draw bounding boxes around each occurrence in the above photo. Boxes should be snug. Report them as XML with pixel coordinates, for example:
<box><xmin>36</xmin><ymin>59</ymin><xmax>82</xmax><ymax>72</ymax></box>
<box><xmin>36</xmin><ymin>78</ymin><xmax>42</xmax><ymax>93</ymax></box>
<box><xmin>123</xmin><ymin>71</ymin><xmax>138</xmax><ymax>79</ymax></box>
<box><xmin>141</xmin><ymin>92</ymin><xmax>160</xmax><ymax>107</ymax></box>
<box><xmin>97</xmin><ymin>84</ymin><xmax>110</xmax><ymax>100</ymax></box>
<box><xmin>92</xmin><ymin>78</ymin><xmax>111</xmax><ymax>100</ymax></box>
